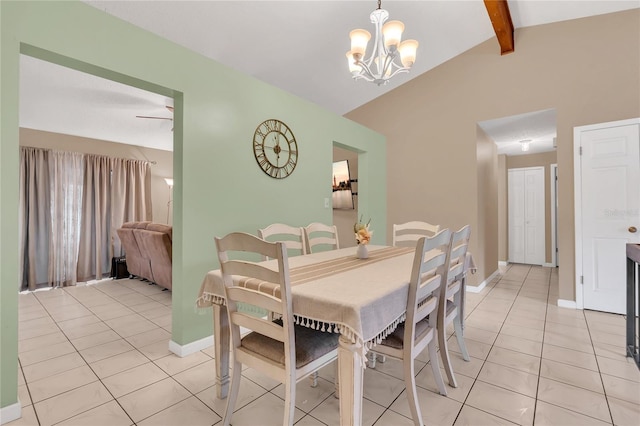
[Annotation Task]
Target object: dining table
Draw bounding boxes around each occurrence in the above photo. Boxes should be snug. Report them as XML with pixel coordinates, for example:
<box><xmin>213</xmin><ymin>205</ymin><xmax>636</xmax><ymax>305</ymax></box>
<box><xmin>196</xmin><ymin>244</ymin><xmax>475</xmax><ymax>426</ymax></box>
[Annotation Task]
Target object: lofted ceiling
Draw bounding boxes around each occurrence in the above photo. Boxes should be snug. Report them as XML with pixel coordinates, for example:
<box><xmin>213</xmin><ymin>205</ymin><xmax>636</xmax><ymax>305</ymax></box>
<box><xmin>19</xmin><ymin>1</ymin><xmax>639</xmax><ymax>153</ymax></box>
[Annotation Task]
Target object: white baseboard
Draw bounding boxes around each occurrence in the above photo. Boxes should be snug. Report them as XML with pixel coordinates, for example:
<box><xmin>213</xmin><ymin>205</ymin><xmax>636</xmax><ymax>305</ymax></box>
<box><xmin>498</xmin><ymin>261</ymin><xmax>508</xmax><ymax>266</ymax></box>
<box><xmin>557</xmin><ymin>299</ymin><xmax>578</xmax><ymax>309</ymax></box>
<box><xmin>169</xmin><ymin>335</ymin><xmax>213</xmax><ymax>358</ymax></box>
<box><xmin>466</xmin><ymin>282</ymin><xmax>486</xmax><ymax>293</ymax></box>
<box><xmin>466</xmin><ymin>269</ymin><xmax>500</xmax><ymax>294</ymax></box>
<box><xmin>543</xmin><ymin>262</ymin><xmax>555</xmax><ymax>267</ymax></box>
<box><xmin>0</xmin><ymin>401</ymin><xmax>21</xmax><ymax>425</ymax></box>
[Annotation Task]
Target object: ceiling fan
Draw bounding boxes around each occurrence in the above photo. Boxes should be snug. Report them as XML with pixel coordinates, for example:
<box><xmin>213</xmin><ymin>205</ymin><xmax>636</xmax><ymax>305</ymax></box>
<box><xmin>136</xmin><ymin>105</ymin><xmax>174</xmax><ymax>130</ymax></box>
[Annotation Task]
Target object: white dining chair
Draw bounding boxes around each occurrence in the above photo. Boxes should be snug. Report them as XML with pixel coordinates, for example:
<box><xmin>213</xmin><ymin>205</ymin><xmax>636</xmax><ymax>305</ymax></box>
<box><xmin>369</xmin><ymin>220</ymin><xmax>441</xmax><ymax>368</ymax></box>
<box><xmin>438</xmin><ymin>225</ymin><xmax>471</xmax><ymax>388</ymax></box>
<box><xmin>258</xmin><ymin>223</ymin><xmax>322</xmax><ymax>387</ymax></box>
<box><xmin>258</xmin><ymin>223</ymin><xmax>307</xmax><ymax>260</ymax></box>
<box><xmin>375</xmin><ymin>229</ymin><xmax>451</xmax><ymax>425</ymax></box>
<box><xmin>304</xmin><ymin>222</ymin><xmax>339</xmax><ymax>253</ymax></box>
<box><xmin>392</xmin><ymin>221</ymin><xmax>441</xmax><ymax>247</ymax></box>
<box><xmin>215</xmin><ymin>232</ymin><xmax>339</xmax><ymax>426</ymax></box>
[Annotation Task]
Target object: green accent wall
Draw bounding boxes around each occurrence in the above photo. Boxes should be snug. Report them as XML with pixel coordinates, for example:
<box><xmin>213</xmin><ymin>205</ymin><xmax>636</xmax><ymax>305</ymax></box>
<box><xmin>0</xmin><ymin>1</ymin><xmax>386</xmax><ymax>410</ymax></box>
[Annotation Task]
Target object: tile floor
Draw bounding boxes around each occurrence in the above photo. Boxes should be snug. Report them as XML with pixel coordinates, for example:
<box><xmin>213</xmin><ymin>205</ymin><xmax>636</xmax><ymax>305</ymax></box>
<box><xmin>8</xmin><ymin>264</ymin><xmax>640</xmax><ymax>425</ymax></box>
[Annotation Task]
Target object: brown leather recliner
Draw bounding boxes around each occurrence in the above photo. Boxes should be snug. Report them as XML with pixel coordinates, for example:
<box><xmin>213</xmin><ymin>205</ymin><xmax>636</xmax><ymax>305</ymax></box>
<box><xmin>117</xmin><ymin>221</ymin><xmax>172</xmax><ymax>291</ymax></box>
<box><xmin>137</xmin><ymin>223</ymin><xmax>172</xmax><ymax>291</ymax></box>
<box><xmin>116</xmin><ymin>221</ymin><xmax>152</xmax><ymax>280</ymax></box>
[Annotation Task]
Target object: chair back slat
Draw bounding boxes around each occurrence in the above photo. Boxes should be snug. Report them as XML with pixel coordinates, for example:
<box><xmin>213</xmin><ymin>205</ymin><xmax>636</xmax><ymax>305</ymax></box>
<box><xmin>414</xmin><ymin>295</ymin><xmax>438</xmax><ymax>325</ymax></box>
<box><xmin>258</xmin><ymin>223</ymin><xmax>307</xmax><ymax>260</ymax></box>
<box><xmin>230</xmin><ymin>311</ymin><xmax>285</xmax><ymax>342</ymax></box>
<box><xmin>393</xmin><ymin>221</ymin><xmax>441</xmax><ymax>247</ymax></box>
<box><xmin>226</xmin><ymin>286</ymin><xmax>283</xmax><ymax>315</ymax></box>
<box><xmin>304</xmin><ymin>222</ymin><xmax>339</xmax><ymax>253</ymax></box>
<box><xmin>222</xmin><ymin>261</ymin><xmax>283</xmax><ymax>286</ymax></box>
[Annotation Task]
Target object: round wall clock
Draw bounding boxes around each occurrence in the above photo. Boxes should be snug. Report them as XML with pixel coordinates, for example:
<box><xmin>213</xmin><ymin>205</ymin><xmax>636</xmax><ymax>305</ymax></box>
<box><xmin>253</xmin><ymin>119</ymin><xmax>298</xmax><ymax>179</ymax></box>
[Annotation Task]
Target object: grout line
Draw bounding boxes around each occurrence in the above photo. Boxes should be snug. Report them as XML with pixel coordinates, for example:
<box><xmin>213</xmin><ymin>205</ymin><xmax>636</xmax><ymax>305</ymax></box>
<box><xmin>531</xmin><ymin>263</ymin><xmax>553</xmax><ymax>426</ymax></box>
<box><xmin>584</xmin><ymin>309</ymin><xmax>617</xmax><ymax>425</ymax></box>
<box><xmin>17</xmin><ymin>357</ymin><xmax>41</xmax><ymax>426</ymax></box>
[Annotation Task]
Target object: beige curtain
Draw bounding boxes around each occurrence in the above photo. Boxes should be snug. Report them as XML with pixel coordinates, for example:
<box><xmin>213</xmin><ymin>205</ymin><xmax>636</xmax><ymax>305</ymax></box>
<box><xmin>19</xmin><ymin>147</ymin><xmax>51</xmax><ymax>291</ymax></box>
<box><xmin>48</xmin><ymin>151</ymin><xmax>84</xmax><ymax>287</ymax></box>
<box><xmin>77</xmin><ymin>155</ymin><xmax>152</xmax><ymax>282</ymax></box>
<box><xmin>110</xmin><ymin>158</ymin><xmax>152</xmax><ymax>257</ymax></box>
<box><xmin>77</xmin><ymin>155</ymin><xmax>113</xmax><ymax>282</ymax></box>
<box><xmin>19</xmin><ymin>147</ymin><xmax>152</xmax><ymax>286</ymax></box>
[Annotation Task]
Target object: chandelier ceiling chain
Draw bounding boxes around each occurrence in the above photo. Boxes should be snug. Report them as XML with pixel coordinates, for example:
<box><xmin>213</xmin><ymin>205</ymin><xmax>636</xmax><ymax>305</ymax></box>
<box><xmin>346</xmin><ymin>0</ymin><xmax>419</xmax><ymax>86</ymax></box>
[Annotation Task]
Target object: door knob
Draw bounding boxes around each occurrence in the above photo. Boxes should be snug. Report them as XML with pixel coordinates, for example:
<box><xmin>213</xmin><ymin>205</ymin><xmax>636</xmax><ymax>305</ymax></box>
<box><xmin>630</xmin><ymin>226</ymin><xmax>638</xmax><ymax>233</ymax></box>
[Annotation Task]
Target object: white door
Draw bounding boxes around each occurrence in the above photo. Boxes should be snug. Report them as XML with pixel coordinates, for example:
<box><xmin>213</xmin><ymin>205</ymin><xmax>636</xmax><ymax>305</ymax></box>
<box><xmin>508</xmin><ymin>170</ymin><xmax>525</xmax><ymax>263</ymax></box>
<box><xmin>508</xmin><ymin>167</ymin><xmax>545</xmax><ymax>265</ymax></box>
<box><xmin>579</xmin><ymin>122</ymin><xmax>640</xmax><ymax>314</ymax></box>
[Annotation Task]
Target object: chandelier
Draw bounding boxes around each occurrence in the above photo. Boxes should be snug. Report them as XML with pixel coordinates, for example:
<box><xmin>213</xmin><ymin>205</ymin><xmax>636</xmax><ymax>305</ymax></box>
<box><xmin>520</xmin><ymin>140</ymin><xmax>532</xmax><ymax>152</ymax></box>
<box><xmin>346</xmin><ymin>0</ymin><xmax>419</xmax><ymax>86</ymax></box>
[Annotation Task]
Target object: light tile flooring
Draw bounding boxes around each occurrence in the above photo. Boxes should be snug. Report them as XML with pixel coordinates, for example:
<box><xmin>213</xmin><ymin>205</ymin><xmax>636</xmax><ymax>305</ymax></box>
<box><xmin>8</xmin><ymin>264</ymin><xmax>640</xmax><ymax>425</ymax></box>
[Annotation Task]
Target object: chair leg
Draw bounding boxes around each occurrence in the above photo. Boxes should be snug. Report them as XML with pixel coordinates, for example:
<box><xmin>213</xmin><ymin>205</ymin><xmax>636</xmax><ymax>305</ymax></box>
<box><xmin>334</xmin><ymin>361</ymin><xmax>340</xmax><ymax>399</ymax></box>
<box><xmin>428</xmin><ymin>339</ymin><xmax>447</xmax><ymax>396</ymax></box>
<box><xmin>283</xmin><ymin>378</ymin><xmax>296</xmax><ymax>426</ymax></box>
<box><xmin>403</xmin><ymin>358</ymin><xmax>424</xmax><ymax>426</ymax></box>
<box><xmin>368</xmin><ymin>351</ymin><xmax>377</xmax><ymax>369</ymax></box>
<box><xmin>309</xmin><ymin>371</ymin><xmax>318</xmax><ymax>388</ymax></box>
<box><xmin>438</xmin><ymin>324</ymin><xmax>458</xmax><ymax>388</ymax></box>
<box><xmin>453</xmin><ymin>315</ymin><xmax>470</xmax><ymax>362</ymax></box>
<box><xmin>222</xmin><ymin>361</ymin><xmax>242</xmax><ymax>426</ymax></box>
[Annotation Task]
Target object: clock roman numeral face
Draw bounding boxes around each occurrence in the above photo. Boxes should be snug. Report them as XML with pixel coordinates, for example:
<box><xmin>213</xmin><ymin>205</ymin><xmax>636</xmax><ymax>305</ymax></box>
<box><xmin>253</xmin><ymin>119</ymin><xmax>298</xmax><ymax>179</ymax></box>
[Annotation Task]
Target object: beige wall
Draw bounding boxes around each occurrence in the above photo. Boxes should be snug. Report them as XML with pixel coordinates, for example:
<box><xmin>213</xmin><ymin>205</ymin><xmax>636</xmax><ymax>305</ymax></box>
<box><xmin>498</xmin><ymin>155</ymin><xmax>507</xmax><ymax>262</ymax></box>
<box><xmin>506</xmin><ymin>151</ymin><xmax>557</xmax><ymax>264</ymax></box>
<box><xmin>19</xmin><ymin>128</ymin><xmax>173</xmax><ymax>224</ymax></box>
<box><xmin>476</xmin><ymin>127</ymin><xmax>499</xmax><ymax>281</ymax></box>
<box><xmin>346</xmin><ymin>10</ymin><xmax>640</xmax><ymax>297</ymax></box>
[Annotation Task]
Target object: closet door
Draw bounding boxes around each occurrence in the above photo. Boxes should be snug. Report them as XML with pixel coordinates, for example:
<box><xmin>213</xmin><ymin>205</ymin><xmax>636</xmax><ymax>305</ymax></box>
<box><xmin>509</xmin><ymin>167</ymin><xmax>545</xmax><ymax>265</ymax></box>
<box><xmin>508</xmin><ymin>169</ymin><xmax>525</xmax><ymax>263</ymax></box>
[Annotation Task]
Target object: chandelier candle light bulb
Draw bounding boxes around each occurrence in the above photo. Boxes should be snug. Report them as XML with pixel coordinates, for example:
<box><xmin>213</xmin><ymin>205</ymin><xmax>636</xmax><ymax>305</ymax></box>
<box><xmin>347</xmin><ymin>0</ymin><xmax>418</xmax><ymax>85</ymax></box>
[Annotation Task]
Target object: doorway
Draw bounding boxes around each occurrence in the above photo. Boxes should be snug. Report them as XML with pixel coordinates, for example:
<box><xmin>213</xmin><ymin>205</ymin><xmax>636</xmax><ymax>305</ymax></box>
<box><xmin>551</xmin><ymin>163</ymin><xmax>558</xmax><ymax>267</ymax></box>
<box><xmin>332</xmin><ymin>144</ymin><xmax>359</xmax><ymax>247</ymax></box>
<box><xmin>16</xmin><ymin>50</ymin><xmax>182</xmax><ymax>408</ymax></box>
<box><xmin>574</xmin><ymin>118</ymin><xmax>640</xmax><ymax>314</ymax></box>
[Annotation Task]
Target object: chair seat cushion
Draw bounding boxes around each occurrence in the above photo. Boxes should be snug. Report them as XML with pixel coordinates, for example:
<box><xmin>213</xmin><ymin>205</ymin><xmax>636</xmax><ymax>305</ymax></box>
<box><xmin>241</xmin><ymin>322</ymin><xmax>338</xmax><ymax>369</ymax></box>
<box><xmin>379</xmin><ymin>318</ymin><xmax>431</xmax><ymax>350</ymax></box>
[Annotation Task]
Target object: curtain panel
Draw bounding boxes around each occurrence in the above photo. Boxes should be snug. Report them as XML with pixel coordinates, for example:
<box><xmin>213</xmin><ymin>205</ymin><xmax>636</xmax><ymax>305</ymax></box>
<box><xmin>19</xmin><ymin>146</ymin><xmax>152</xmax><ymax>290</ymax></box>
<box><xmin>49</xmin><ymin>150</ymin><xmax>84</xmax><ymax>287</ymax></box>
<box><xmin>77</xmin><ymin>155</ymin><xmax>152</xmax><ymax>281</ymax></box>
<box><xmin>19</xmin><ymin>147</ymin><xmax>52</xmax><ymax>291</ymax></box>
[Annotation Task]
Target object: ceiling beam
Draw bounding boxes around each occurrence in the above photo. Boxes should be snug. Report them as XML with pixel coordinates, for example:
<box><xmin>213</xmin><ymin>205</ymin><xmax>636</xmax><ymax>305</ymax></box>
<box><xmin>483</xmin><ymin>0</ymin><xmax>515</xmax><ymax>55</ymax></box>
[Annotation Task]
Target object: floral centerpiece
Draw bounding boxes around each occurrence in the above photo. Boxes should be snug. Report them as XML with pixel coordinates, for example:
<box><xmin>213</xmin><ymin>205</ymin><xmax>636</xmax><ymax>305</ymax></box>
<box><xmin>354</xmin><ymin>216</ymin><xmax>372</xmax><ymax>259</ymax></box>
